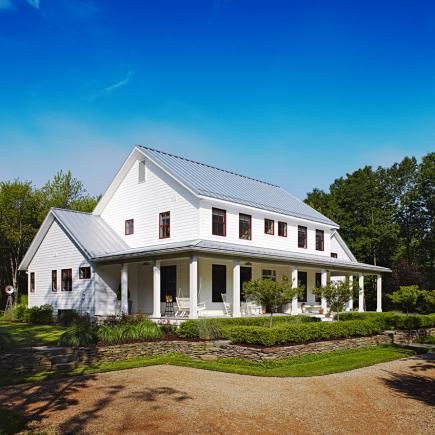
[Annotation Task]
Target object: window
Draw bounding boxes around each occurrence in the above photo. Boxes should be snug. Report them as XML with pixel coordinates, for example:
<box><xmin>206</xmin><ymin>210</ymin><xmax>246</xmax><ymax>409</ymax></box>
<box><xmin>298</xmin><ymin>226</ymin><xmax>307</xmax><ymax>248</ymax></box>
<box><xmin>239</xmin><ymin>213</ymin><xmax>251</xmax><ymax>240</ymax></box>
<box><xmin>262</xmin><ymin>269</ymin><xmax>276</xmax><ymax>281</ymax></box>
<box><xmin>316</xmin><ymin>229</ymin><xmax>324</xmax><ymax>251</ymax></box>
<box><xmin>298</xmin><ymin>271</ymin><xmax>308</xmax><ymax>301</ymax></box>
<box><xmin>264</xmin><ymin>219</ymin><xmax>274</xmax><ymax>235</ymax></box>
<box><xmin>212</xmin><ymin>208</ymin><xmax>226</xmax><ymax>236</ymax></box>
<box><xmin>212</xmin><ymin>264</ymin><xmax>226</xmax><ymax>303</ymax></box>
<box><xmin>278</xmin><ymin>221</ymin><xmax>287</xmax><ymax>237</ymax></box>
<box><xmin>125</xmin><ymin>219</ymin><xmax>134</xmax><ymax>235</ymax></box>
<box><xmin>30</xmin><ymin>272</ymin><xmax>35</xmax><ymax>293</ymax></box>
<box><xmin>331</xmin><ymin>252</ymin><xmax>338</xmax><ymax>258</ymax></box>
<box><xmin>51</xmin><ymin>270</ymin><xmax>57</xmax><ymax>292</ymax></box>
<box><xmin>159</xmin><ymin>211</ymin><xmax>170</xmax><ymax>239</ymax></box>
<box><xmin>79</xmin><ymin>267</ymin><xmax>91</xmax><ymax>280</ymax></box>
<box><xmin>61</xmin><ymin>269</ymin><xmax>73</xmax><ymax>292</ymax></box>
<box><xmin>315</xmin><ymin>272</ymin><xmax>322</xmax><ymax>302</ymax></box>
<box><xmin>138</xmin><ymin>160</ymin><xmax>146</xmax><ymax>183</ymax></box>
<box><xmin>160</xmin><ymin>265</ymin><xmax>177</xmax><ymax>302</ymax></box>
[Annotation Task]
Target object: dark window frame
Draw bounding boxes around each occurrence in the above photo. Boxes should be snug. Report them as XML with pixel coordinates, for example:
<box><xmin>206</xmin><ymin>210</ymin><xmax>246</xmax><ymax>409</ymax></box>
<box><xmin>160</xmin><ymin>265</ymin><xmax>177</xmax><ymax>303</ymax></box>
<box><xmin>316</xmin><ymin>229</ymin><xmax>324</xmax><ymax>251</ymax></box>
<box><xmin>264</xmin><ymin>219</ymin><xmax>274</xmax><ymax>235</ymax></box>
<box><xmin>159</xmin><ymin>211</ymin><xmax>171</xmax><ymax>239</ymax></box>
<box><xmin>331</xmin><ymin>252</ymin><xmax>338</xmax><ymax>258</ymax></box>
<box><xmin>51</xmin><ymin>270</ymin><xmax>57</xmax><ymax>292</ymax></box>
<box><xmin>298</xmin><ymin>225</ymin><xmax>307</xmax><ymax>248</ymax></box>
<box><xmin>30</xmin><ymin>272</ymin><xmax>35</xmax><ymax>293</ymax></box>
<box><xmin>125</xmin><ymin>219</ymin><xmax>134</xmax><ymax>235</ymax></box>
<box><xmin>239</xmin><ymin>213</ymin><xmax>252</xmax><ymax>240</ymax></box>
<box><xmin>79</xmin><ymin>267</ymin><xmax>91</xmax><ymax>280</ymax></box>
<box><xmin>212</xmin><ymin>208</ymin><xmax>226</xmax><ymax>237</ymax></box>
<box><xmin>278</xmin><ymin>221</ymin><xmax>287</xmax><ymax>237</ymax></box>
<box><xmin>61</xmin><ymin>268</ymin><xmax>73</xmax><ymax>292</ymax></box>
<box><xmin>212</xmin><ymin>264</ymin><xmax>227</xmax><ymax>302</ymax></box>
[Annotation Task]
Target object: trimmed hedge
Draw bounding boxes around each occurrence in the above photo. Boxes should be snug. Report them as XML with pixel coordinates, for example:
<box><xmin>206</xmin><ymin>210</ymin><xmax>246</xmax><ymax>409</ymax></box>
<box><xmin>223</xmin><ymin>320</ymin><xmax>383</xmax><ymax>347</ymax></box>
<box><xmin>336</xmin><ymin>312</ymin><xmax>435</xmax><ymax>330</ymax></box>
<box><xmin>177</xmin><ymin>315</ymin><xmax>319</xmax><ymax>340</ymax></box>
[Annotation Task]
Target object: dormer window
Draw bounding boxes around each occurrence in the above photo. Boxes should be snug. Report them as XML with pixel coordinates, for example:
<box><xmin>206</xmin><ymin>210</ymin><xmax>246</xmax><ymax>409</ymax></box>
<box><xmin>125</xmin><ymin>219</ymin><xmax>134</xmax><ymax>235</ymax></box>
<box><xmin>138</xmin><ymin>160</ymin><xmax>146</xmax><ymax>183</ymax></box>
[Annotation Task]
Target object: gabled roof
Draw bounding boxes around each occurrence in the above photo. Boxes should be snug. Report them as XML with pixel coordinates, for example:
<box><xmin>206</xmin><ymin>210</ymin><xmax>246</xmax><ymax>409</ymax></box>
<box><xmin>18</xmin><ymin>208</ymin><xmax>128</xmax><ymax>270</ymax></box>
<box><xmin>137</xmin><ymin>146</ymin><xmax>338</xmax><ymax>227</ymax></box>
<box><xmin>331</xmin><ymin>229</ymin><xmax>357</xmax><ymax>262</ymax></box>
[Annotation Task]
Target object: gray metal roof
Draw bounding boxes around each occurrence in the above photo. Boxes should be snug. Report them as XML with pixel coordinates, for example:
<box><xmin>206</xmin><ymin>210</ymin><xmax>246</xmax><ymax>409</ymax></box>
<box><xmin>95</xmin><ymin>238</ymin><xmax>390</xmax><ymax>274</ymax></box>
<box><xmin>139</xmin><ymin>146</ymin><xmax>338</xmax><ymax>227</ymax></box>
<box><xmin>52</xmin><ymin>209</ymin><xmax>128</xmax><ymax>258</ymax></box>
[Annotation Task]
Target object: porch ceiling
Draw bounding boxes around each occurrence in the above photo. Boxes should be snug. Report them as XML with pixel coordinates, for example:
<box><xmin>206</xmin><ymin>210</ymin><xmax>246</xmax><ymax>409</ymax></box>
<box><xmin>92</xmin><ymin>239</ymin><xmax>391</xmax><ymax>275</ymax></box>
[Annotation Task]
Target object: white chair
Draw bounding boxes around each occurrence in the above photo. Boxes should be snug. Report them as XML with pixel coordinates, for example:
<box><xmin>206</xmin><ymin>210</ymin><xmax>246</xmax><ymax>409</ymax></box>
<box><xmin>246</xmin><ymin>299</ymin><xmax>262</xmax><ymax>315</ymax></box>
<box><xmin>221</xmin><ymin>293</ymin><xmax>232</xmax><ymax>316</ymax></box>
<box><xmin>175</xmin><ymin>297</ymin><xmax>206</xmax><ymax>317</ymax></box>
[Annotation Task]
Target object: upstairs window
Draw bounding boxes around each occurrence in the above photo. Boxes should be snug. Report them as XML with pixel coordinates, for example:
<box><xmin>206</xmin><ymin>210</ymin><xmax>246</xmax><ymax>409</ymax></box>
<box><xmin>278</xmin><ymin>221</ymin><xmax>287</xmax><ymax>237</ymax></box>
<box><xmin>52</xmin><ymin>270</ymin><xmax>57</xmax><ymax>292</ymax></box>
<box><xmin>331</xmin><ymin>252</ymin><xmax>338</xmax><ymax>258</ymax></box>
<box><xmin>239</xmin><ymin>213</ymin><xmax>252</xmax><ymax>240</ymax></box>
<box><xmin>138</xmin><ymin>160</ymin><xmax>146</xmax><ymax>183</ymax></box>
<box><xmin>298</xmin><ymin>226</ymin><xmax>307</xmax><ymax>248</ymax></box>
<box><xmin>316</xmin><ymin>229</ymin><xmax>324</xmax><ymax>251</ymax></box>
<box><xmin>79</xmin><ymin>267</ymin><xmax>91</xmax><ymax>280</ymax></box>
<box><xmin>212</xmin><ymin>208</ymin><xmax>226</xmax><ymax>236</ymax></box>
<box><xmin>264</xmin><ymin>219</ymin><xmax>274</xmax><ymax>235</ymax></box>
<box><xmin>159</xmin><ymin>211</ymin><xmax>171</xmax><ymax>239</ymax></box>
<box><xmin>125</xmin><ymin>219</ymin><xmax>134</xmax><ymax>235</ymax></box>
<box><xmin>30</xmin><ymin>272</ymin><xmax>35</xmax><ymax>293</ymax></box>
<box><xmin>61</xmin><ymin>269</ymin><xmax>72</xmax><ymax>292</ymax></box>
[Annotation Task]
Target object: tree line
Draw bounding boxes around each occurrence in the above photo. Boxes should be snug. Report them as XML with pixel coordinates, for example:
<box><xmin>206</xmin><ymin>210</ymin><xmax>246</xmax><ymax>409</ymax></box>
<box><xmin>305</xmin><ymin>152</ymin><xmax>434</xmax><ymax>309</ymax></box>
<box><xmin>0</xmin><ymin>171</ymin><xmax>99</xmax><ymax>304</ymax></box>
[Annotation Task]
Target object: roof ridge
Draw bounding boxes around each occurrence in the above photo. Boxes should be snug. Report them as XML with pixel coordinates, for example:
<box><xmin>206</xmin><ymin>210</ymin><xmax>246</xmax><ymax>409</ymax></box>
<box><xmin>51</xmin><ymin>207</ymin><xmax>93</xmax><ymax>216</ymax></box>
<box><xmin>138</xmin><ymin>145</ymin><xmax>280</xmax><ymax>188</ymax></box>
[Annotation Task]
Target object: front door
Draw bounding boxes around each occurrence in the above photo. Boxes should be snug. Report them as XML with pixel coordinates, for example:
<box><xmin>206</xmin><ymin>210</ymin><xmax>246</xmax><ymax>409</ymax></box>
<box><xmin>240</xmin><ymin>266</ymin><xmax>252</xmax><ymax>301</ymax></box>
<box><xmin>298</xmin><ymin>271</ymin><xmax>308</xmax><ymax>302</ymax></box>
<box><xmin>161</xmin><ymin>265</ymin><xmax>177</xmax><ymax>302</ymax></box>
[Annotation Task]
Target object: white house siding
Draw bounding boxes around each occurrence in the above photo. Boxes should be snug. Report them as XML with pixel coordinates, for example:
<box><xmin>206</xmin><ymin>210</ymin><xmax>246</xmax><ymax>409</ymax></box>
<box><xmin>199</xmin><ymin>200</ymin><xmax>332</xmax><ymax>256</ymax></box>
<box><xmin>27</xmin><ymin>221</ymin><xmax>93</xmax><ymax>314</ymax></box>
<box><xmin>330</xmin><ymin>234</ymin><xmax>353</xmax><ymax>261</ymax></box>
<box><xmin>99</xmin><ymin>158</ymin><xmax>200</xmax><ymax>248</ymax></box>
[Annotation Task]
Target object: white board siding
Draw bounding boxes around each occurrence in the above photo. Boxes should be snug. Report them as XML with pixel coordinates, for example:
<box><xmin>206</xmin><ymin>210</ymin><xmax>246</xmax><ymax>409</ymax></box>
<box><xmin>331</xmin><ymin>234</ymin><xmax>353</xmax><ymax>261</ymax></box>
<box><xmin>27</xmin><ymin>221</ymin><xmax>93</xmax><ymax>313</ymax></box>
<box><xmin>199</xmin><ymin>200</ymin><xmax>332</xmax><ymax>257</ymax></box>
<box><xmin>100</xmin><ymin>158</ymin><xmax>200</xmax><ymax>249</ymax></box>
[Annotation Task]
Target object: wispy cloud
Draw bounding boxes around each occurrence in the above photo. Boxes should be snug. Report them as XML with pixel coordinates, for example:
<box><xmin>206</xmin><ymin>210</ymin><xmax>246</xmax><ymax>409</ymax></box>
<box><xmin>0</xmin><ymin>0</ymin><xmax>40</xmax><ymax>11</ymax></box>
<box><xmin>27</xmin><ymin>0</ymin><xmax>40</xmax><ymax>9</ymax></box>
<box><xmin>0</xmin><ymin>0</ymin><xmax>14</xmax><ymax>10</ymax></box>
<box><xmin>91</xmin><ymin>70</ymin><xmax>134</xmax><ymax>100</ymax></box>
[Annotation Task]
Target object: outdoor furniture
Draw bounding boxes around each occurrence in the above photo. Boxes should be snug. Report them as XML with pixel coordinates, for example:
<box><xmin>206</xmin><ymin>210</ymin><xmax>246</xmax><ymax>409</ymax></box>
<box><xmin>302</xmin><ymin>304</ymin><xmax>322</xmax><ymax>314</ymax></box>
<box><xmin>175</xmin><ymin>297</ymin><xmax>206</xmax><ymax>317</ymax></box>
<box><xmin>221</xmin><ymin>293</ymin><xmax>232</xmax><ymax>316</ymax></box>
<box><xmin>245</xmin><ymin>299</ymin><xmax>262</xmax><ymax>315</ymax></box>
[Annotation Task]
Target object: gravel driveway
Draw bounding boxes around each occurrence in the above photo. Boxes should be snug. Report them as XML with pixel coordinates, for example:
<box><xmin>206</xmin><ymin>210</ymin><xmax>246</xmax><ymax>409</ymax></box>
<box><xmin>1</xmin><ymin>353</ymin><xmax>434</xmax><ymax>434</ymax></box>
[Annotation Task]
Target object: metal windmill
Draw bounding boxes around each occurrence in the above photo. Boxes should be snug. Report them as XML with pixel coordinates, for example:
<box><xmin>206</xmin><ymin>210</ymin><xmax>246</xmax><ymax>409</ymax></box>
<box><xmin>4</xmin><ymin>285</ymin><xmax>15</xmax><ymax>311</ymax></box>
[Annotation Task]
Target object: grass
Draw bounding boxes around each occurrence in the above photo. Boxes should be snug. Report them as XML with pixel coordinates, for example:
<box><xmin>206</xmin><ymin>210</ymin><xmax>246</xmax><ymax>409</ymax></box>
<box><xmin>0</xmin><ymin>407</ymin><xmax>26</xmax><ymax>435</ymax></box>
<box><xmin>0</xmin><ymin>345</ymin><xmax>418</xmax><ymax>387</ymax></box>
<box><xmin>0</xmin><ymin>320</ymin><xmax>66</xmax><ymax>348</ymax></box>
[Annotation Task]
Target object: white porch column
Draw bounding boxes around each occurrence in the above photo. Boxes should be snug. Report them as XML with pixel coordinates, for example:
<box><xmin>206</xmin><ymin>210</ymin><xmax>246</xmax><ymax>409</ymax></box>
<box><xmin>376</xmin><ymin>274</ymin><xmax>382</xmax><ymax>312</ymax></box>
<box><xmin>189</xmin><ymin>256</ymin><xmax>198</xmax><ymax>319</ymax></box>
<box><xmin>358</xmin><ymin>275</ymin><xmax>365</xmax><ymax>312</ymax></box>
<box><xmin>321</xmin><ymin>270</ymin><xmax>327</xmax><ymax>312</ymax></box>
<box><xmin>232</xmin><ymin>260</ymin><xmax>241</xmax><ymax>317</ymax></box>
<box><xmin>121</xmin><ymin>263</ymin><xmax>129</xmax><ymax>315</ymax></box>
<box><xmin>152</xmin><ymin>260</ymin><xmax>161</xmax><ymax>318</ymax></box>
<box><xmin>347</xmin><ymin>275</ymin><xmax>354</xmax><ymax>312</ymax></box>
<box><xmin>291</xmin><ymin>268</ymin><xmax>298</xmax><ymax>315</ymax></box>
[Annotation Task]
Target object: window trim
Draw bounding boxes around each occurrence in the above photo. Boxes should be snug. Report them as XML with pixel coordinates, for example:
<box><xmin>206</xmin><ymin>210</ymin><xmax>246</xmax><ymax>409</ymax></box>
<box><xmin>30</xmin><ymin>272</ymin><xmax>35</xmax><ymax>293</ymax></box>
<box><xmin>61</xmin><ymin>268</ymin><xmax>73</xmax><ymax>292</ymax></box>
<box><xmin>264</xmin><ymin>219</ymin><xmax>274</xmax><ymax>235</ymax></box>
<box><xmin>51</xmin><ymin>270</ymin><xmax>57</xmax><ymax>292</ymax></box>
<box><xmin>316</xmin><ymin>229</ymin><xmax>325</xmax><ymax>251</ymax></box>
<box><xmin>159</xmin><ymin>211</ymin><xmax>171</xmax><ymax>239</ymax></box>
<box><xmin>298</xmin><ymin>225</ymin><xmax>307</xmax><ymax>248</ymax></box>
<box><xmin>79</xmin><ymin>266</ymin><xmax>91</xmax><ymax>280</ymax></box>
<box><xmin>239</xmin><ymin>213</ymin><xmax>252</xmax><ymax>240</ymax></box>
<box><xmin>262</xmin><ymin>269</ymin><xmax>277</xmax><ymax>281</ymax></box>
<box><xmin>212</xmin><ymin>208</ymin><xmax>226</xmax><ymax>237</ymax></box>
<box><xmin>278</xmin><ymin>221</ymin><xmax>287</xmax><ymax>237</ymax></box>
<box><xmin>125</xmin><ymin>219</ymin><xmax>134</xmax><ymax>236</ymax></box>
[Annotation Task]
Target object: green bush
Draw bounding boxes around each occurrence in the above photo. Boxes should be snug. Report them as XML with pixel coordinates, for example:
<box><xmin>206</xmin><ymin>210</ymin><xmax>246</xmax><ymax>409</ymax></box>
<box><xmin>224</xmin><ymin>320</ymin><xmax>383</xmax><ymax>346</ymax></box>
<box><xmin>176</xmin><ymin>315</ymin><xmax>319</xmax><ymax>339</ymax></box>
<box><xmin>58</xmin><ymin>321</ymin><xmax>98</xmax><ymax>347</ymax></box>
<box><xmin>97</xmin><ymin>319</ymin><xmax>163</xmax><ymax>345</ymax></box>
<box><xmin>15</xmin><ymin>305</ymin><xmax>30</xmax><ymax>322</ymax></box>
<box><xmin>27</xmin><ymin>305</ymin><xmax>53</xmax><ymax>324</ymax></box>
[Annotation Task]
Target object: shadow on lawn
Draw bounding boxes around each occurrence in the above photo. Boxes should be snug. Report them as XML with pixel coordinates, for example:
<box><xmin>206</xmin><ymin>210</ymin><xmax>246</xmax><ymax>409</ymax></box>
<box><xmin>381</xmin><ymin>353</ymin><xmax>435</xmax><ymax>407</ymax></box>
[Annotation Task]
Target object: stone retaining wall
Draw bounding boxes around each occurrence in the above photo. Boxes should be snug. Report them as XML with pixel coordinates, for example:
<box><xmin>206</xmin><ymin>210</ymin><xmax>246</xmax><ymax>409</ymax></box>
<box><xmin>389</xmin><ymin>327</ymin><xmax>435</xmax><ymax>345</ymax></box>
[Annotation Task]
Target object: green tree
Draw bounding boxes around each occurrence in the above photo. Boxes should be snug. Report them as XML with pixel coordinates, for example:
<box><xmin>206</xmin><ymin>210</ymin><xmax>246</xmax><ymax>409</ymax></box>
<box><xmin>388</xmin><ymin>285</ymin><xmax>421</xmax><ymax>315</ymax></box>
<box><xmin>243</xmin><ymin>276</ymin><xmax>302</xmax><ymax>327</ymax></box>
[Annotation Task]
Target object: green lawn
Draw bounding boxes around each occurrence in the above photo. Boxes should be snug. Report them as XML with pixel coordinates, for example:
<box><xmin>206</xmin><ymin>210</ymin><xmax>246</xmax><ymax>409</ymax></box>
<box><xmin>0</xmin><ymin>345</ymin><xmax>417</xmax><ymax>387</ymax></box>
<box><xmin>0</xmin><ymin>320</ymin><xmax>66</xmax><ymax>348</ymax></box>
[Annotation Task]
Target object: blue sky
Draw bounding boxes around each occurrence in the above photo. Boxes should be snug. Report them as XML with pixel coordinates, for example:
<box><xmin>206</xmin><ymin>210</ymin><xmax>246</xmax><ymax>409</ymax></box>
<box><xmin>0</xmin><ymin>0</ymin><xmax>434</xmax><ymax>198</ymax></box>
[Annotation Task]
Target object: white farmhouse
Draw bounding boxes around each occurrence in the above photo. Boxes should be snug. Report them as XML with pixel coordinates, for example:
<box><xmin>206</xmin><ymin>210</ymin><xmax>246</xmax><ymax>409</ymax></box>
<box><xmin>19</xmin><ymin>146</ymin><xmax>389</xmax><ymax>319</ymax></box>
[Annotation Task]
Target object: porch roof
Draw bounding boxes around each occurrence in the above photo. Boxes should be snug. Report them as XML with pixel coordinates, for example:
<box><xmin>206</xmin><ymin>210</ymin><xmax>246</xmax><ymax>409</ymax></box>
<box><xmin>93</xmin><ymin>239</ymin><xmax>391</xmax><ymax>274</ymax></box>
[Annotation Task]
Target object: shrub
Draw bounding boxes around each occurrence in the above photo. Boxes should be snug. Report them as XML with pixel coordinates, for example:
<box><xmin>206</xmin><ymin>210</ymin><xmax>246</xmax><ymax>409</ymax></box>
<box><xmin>27</xmin><ymin>305</ymin><xmax>53</xmax><ymax>324</ymax></box>
<box><xmin>58</xmin><ymin>321</ymin><xmax>98</xmax><ymax>347</ymax></box>
<box><xmin>97</xmin><ymin>319</ymin><xmax>162</xmax><ymax>345</ymax></box>
<box><xmin>224</xmin><ymin>320</ymin><xmax>383</xmax><ymax>346</ymax></box>
<box><xmin>16</xmin><ymin>305</ymin><xmax>30</xmax><ymax>322</ymax></box>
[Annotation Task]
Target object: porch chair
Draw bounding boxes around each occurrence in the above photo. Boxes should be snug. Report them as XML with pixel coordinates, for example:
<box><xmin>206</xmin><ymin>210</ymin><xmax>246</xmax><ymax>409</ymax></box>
<box><xmin>175</xmin><ymin>297</ymin><xmax>206</xmax><ymax>317</ymax></box>
<box><xmin>221</xmin><ymin>293</ymin><xmax>232</xmax><ymax>316</ymax></box>
<box><xmin>245</xmin><ymin>299</ymin><xmax>262</xmax><ymax>315</ymax></box>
